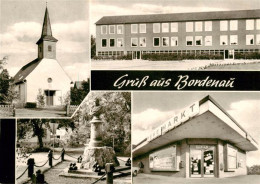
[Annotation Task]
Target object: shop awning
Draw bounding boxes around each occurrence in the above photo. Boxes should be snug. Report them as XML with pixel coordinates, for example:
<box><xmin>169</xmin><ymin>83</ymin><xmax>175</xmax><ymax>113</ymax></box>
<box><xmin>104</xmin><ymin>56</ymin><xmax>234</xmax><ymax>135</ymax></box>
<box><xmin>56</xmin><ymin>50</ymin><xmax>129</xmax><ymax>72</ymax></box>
<box><xmin>133</xmin><ymin>96</ymin><xmax>258</xmax><ymax>157</ymax></box>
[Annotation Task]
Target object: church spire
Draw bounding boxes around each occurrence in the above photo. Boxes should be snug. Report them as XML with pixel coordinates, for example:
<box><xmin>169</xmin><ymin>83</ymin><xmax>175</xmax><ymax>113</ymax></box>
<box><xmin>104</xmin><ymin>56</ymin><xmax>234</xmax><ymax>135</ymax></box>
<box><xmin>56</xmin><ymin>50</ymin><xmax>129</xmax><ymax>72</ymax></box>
<box><xmin>41</xmin><ymin>7</ymin><xmax>53</xmax><ymax>37</ymax></box>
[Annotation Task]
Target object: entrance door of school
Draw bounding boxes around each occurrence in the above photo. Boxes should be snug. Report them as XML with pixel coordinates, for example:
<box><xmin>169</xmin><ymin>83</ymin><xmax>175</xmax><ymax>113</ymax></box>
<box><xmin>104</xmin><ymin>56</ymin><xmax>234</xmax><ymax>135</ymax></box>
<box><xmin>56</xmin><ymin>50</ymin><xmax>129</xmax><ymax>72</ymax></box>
<box><xmin>224</xmin><ymin>50</ymin><xmax>234</xmax><ymax>60</ymax></box>
<box><xmin>44</xmin><ymin>90</ymin><xmax>56</xmax><ymax>106</ymax></box>
<box><xmin>190</xmin><ymin>145</ymin><xmax>215</xmax><ymax>178</ymax></box>
<box><xmin>133</xmin><ymin>51</ymin><xmax>141</xmax><ymax>60</ymax></box>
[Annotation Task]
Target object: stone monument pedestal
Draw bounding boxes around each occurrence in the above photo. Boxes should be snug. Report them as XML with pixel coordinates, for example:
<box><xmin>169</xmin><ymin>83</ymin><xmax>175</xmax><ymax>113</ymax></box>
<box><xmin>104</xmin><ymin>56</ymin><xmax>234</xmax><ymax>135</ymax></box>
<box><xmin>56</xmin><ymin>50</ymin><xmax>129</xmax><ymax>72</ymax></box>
<box><xmin>81</xmin><ymin>146</ymin><xmax>119</xmax><ymax>169</ymax></box>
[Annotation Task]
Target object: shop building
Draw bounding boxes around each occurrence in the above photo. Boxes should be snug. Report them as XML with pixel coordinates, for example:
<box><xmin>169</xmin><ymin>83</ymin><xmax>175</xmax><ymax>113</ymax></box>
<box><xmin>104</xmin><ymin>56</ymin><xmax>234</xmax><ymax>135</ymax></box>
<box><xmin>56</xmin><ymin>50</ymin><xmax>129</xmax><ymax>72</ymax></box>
<box><xmin>95</xmin><ymin>9</ymin><xmax>260</xmax><ymax>60</ymax></box>
<box><xmin>132</xmin><ymin>96</ymin><xmax>258</xmax><ymax>178</ymax></box>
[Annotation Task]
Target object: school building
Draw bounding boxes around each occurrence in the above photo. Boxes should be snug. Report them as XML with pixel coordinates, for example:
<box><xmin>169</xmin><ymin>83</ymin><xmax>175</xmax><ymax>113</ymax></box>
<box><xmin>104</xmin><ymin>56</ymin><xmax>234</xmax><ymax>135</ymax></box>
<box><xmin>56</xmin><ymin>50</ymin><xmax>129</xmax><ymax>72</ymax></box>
<box><xmin>132</xmin><ymin>95</ymin><xmax>258</xmax><ymax>178</ymax></box>
<box><xmin>95</xmin><ymin>9</ymin><xmax>260</xmax><ymax>60</ymax></box>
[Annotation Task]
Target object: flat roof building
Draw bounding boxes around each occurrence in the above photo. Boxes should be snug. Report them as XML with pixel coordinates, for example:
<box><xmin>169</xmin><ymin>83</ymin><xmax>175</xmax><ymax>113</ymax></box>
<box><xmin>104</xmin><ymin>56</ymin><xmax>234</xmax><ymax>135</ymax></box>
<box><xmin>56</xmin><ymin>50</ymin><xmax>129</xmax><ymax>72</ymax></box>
<box><xmin>95</xmin><ymin>9</ymin><xmax>260</xmax><ymax>60</ymax></box>
<box><xmin>132</xmin><ymin>95</ymin><xmax>258</xmax><ymax>178</ymax></box>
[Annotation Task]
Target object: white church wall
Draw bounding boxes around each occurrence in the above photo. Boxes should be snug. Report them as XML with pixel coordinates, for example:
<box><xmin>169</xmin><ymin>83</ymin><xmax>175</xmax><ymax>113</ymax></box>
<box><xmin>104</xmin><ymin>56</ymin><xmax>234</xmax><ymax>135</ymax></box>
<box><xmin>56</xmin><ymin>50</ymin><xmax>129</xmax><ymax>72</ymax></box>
<box><xmin>26</xmin><ymin>58</ymin><xmax>71</xmax><ymax>106</ymax></box>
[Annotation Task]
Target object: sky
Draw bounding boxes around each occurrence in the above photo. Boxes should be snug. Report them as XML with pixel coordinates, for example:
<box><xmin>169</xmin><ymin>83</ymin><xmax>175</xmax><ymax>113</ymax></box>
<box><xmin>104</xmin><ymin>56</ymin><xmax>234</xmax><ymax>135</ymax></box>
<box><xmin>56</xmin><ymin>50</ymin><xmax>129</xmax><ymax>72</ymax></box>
<box><xmin>90</xmin><ymin>0</ymin><xmax>260</xmax><ymax>36</ymax></box>
<box><xmin>132</xmin><ymin>92</ymin><xmax>260</xmax><ymax>167</ymax></box>
<box><xmin>0</xmin><ymin>0</ymin><xmax>89</xmax><ymax>81</ymax></box>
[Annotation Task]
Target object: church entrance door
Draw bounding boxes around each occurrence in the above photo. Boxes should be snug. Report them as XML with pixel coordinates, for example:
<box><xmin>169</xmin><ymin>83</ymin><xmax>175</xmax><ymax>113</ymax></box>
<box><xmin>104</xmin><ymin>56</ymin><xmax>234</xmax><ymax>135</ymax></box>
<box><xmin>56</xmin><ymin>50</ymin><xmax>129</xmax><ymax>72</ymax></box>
<box><xmin>44</xmin><ymin>90</ymin><xmax>56</xmax><ymax>106</ymax></box>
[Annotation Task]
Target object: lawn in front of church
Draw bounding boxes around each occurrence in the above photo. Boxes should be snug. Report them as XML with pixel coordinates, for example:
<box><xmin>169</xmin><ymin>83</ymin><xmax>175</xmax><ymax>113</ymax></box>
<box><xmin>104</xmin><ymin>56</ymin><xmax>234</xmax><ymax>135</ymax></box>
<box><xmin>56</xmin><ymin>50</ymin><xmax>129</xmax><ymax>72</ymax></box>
<box><xmin>15</xmin><ymin>106</ymin><xmax>67</xmax><ymax>117</ymax></box>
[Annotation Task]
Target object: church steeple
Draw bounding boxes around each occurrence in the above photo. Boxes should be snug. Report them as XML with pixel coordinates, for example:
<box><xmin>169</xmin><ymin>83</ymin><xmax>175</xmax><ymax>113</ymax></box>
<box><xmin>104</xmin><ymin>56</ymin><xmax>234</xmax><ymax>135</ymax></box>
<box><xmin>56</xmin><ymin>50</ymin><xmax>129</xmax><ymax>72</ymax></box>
<box><xmin>37</xmin><ymin>6</ymin><xmax>58</xmax><ymax>59</ymax></box>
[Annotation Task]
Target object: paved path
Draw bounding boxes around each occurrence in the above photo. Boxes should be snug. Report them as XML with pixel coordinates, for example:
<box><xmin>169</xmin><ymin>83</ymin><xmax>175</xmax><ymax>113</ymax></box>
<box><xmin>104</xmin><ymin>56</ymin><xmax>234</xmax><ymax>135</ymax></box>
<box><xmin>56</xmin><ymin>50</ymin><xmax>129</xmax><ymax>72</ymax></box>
<box><xmin>133</xmin><ymin>173</ymin><xmax>260</xmax><ymax>184</ymax></box>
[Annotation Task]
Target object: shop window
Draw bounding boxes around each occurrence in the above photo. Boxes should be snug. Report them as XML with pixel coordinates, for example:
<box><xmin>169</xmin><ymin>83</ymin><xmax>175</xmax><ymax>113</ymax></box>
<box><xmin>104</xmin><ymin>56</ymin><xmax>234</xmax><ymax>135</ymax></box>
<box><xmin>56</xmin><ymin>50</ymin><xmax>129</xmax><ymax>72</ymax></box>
<box><xmin>171</xmin><ymin>22</ymin><xmax>178</xmax><ymax>32</ymax></box>
<box><xmin>101</xmin><ymin>25</ymin><xmax>107</xmax><ymax>34</ymax></box>
<box><xmin>224</xmin><ymin>144</ymin><xmax>237</xmax><ymax>171</ymax></box>
<box><xmin>195</xmin><ymin>22</ymin><xmax>203</xmax><ymax>32</ymax></box>
<box><xmin>186</xmin><ymin>36</ymin><xmax>193</xmax><ymax>46</ymax></box>
<box><xmin>230</xmin><ymin>20</ymin><xmax>238</xmax><ymax>31</ymax></box>
<box><xmin>162</xmin><ymin>23</ymin><xmax>169</xmax><ymax>33</ymax></box>
<box><xmin>205</xmin><ymin>36</ymin><xmax>212</xmax><ymax>46</ymax></box>
<box><xmin>171</xmin><ymin>37</ymin><xmax>178</xmax><ymax>46</ymax></box>
<box><xmin>246</xmin><ymin>19</ymin><xmax>254</xmax><ymax>30</ymax></box>
<box><xmin>131</xmin><ymin>38</ymin><xmax>138</xmax><ymax>47</ymax></box>
<box><xmin>257</xmin><ymin>19</ymin><xmax>260</xmax><ymax>30</ymax></box>
<box><xmin>149</xmin><ymin>145</ymin><xmax>178</xmax><ymax>171</ymax></box>
<box><xmin>139</xmin><ymin>37</ymin><xmax>146</xmax><ymax>47</ymax></box>
<box><xmin>131</xmin><ymin>24</ymin><xmax>138</xmax><ymax>33</ymax></box>
<box><xmin>48</xmin><ymin>45</ymin><xmax>52</xmax><ymax>51</ymax></box>
<box><xmin>246</xmin><ymin>35</ymin><xmax>254</xmax><ymax>45</ymax></box>
<box><xmin>220</xmin><ymin>35</ymin><xmax>228</xmax><ymax>45</ymax></box>
<box><xmin>101</xmin><ymin>39</ymin><xmax>107</xmax><ymax>47</ymax></box>
<box><xmin>153</xmin><ymin>37</ymin><xmax>160</xmax><ymax>47</ymax></box>
<box><xmin>153</xmin><ymin>23</ymin><xmax>160</xmax><ymax>33</ymax></box>
<box><xmin>186</xmin><ymin>22</ymin><xmax>193</xmax><ymax>32</ymax></box>
<box><xmin>230</xmin><ymin>35</ymin><xmax>238</xmax><ymax>45</ymax></box>
<box><xmin>220</xmin><ymin>20</ymin><xmax>228</xmax><ymax>31</ymax></box>
<box><xmin>256</xmin><ymin>34</ymin><xmax>260</xmax><ymax>45</ymax></box>
<box><xmin>109</xmin><ymin>39</ymin><xmax>115</xmax><ymax>47</ymax></box>
<box><xmin>109</xmin><ymin>25</ymin><xmax>115</xmax><ymax>34</ymax></box>
<box><xmin>117</xmin><ymin>38</ymin><xmax>124</xmax><ymax>47</ymax></box>
<box><xmin>117</xmin><ymin>25</ymin><xmax>123</xmax><ymax>34</ymax></box>
<box><xmin>205</xmin><ymin>21</ymin><xmax>212</xmax><ymax>31</ymax></box>
<box><xmin>195</xmin><ymin>36</ymin><xmax>203</xmax><ymax>46</ymax></box>
<box><xmin>162</xmin><ymin>37</ymin><xmax>169</xmax><ymax>47</ymax></box>
<box><xmin>139</xmin><ymin>24</ymin><xmax>146</xmax><ymax>33</ymax></box>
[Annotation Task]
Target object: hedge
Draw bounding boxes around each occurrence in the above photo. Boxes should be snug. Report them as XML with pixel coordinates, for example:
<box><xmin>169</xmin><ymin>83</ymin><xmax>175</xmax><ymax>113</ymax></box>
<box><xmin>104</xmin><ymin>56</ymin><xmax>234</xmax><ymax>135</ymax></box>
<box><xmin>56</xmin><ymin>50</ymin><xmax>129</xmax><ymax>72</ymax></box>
<box><xmin>25</xmin><ymin>102</ymin><xmax>37</xmax><ymax>108</ymax></box>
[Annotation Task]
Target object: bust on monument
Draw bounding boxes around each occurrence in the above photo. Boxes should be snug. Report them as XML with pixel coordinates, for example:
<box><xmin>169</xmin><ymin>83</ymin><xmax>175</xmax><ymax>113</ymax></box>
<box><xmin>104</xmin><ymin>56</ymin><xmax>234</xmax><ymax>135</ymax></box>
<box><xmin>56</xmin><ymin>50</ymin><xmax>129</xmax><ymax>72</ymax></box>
<box><xmin>90</xmin><ymin>98</ymin><xmax>102</xmax><ymax>118</ymax></box>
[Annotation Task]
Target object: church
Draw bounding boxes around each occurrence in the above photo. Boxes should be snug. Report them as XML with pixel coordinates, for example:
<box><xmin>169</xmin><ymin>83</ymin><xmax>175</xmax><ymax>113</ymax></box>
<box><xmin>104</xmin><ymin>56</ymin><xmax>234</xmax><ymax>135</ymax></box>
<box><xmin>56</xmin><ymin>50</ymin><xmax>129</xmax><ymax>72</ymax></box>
<box><xmin>13</xmin><ymin>6</ymin><xmax>72</xmax><ymax>107</ymax></box>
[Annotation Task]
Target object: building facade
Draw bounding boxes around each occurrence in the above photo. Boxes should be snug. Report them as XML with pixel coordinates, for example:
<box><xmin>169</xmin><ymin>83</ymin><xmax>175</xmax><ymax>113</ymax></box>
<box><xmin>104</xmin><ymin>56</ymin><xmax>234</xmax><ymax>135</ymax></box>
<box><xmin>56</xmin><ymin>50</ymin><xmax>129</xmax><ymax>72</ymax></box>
<box><xmin>13</xmin><ymin>7</ymin><xmax>72</xmax><ymax>107</ymax></box>
<box><xmin>96</xmin><ymin>9</ymin><xmax>260</xmax><ymax>60</ymax></box>
<box><xmin>132</xmin><ymin>96</ymin><xmax>258</xmax><ymax>178</ymax></box>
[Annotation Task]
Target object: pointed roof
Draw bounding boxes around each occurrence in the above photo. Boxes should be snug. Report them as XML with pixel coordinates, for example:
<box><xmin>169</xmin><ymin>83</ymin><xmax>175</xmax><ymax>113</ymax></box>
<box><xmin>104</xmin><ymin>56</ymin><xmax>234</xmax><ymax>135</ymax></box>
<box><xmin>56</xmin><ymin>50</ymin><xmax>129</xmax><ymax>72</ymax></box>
<box><xmin>36</xmin><ymin>7</ymin><xmax>58</xmax><ymax>44</ymax></box>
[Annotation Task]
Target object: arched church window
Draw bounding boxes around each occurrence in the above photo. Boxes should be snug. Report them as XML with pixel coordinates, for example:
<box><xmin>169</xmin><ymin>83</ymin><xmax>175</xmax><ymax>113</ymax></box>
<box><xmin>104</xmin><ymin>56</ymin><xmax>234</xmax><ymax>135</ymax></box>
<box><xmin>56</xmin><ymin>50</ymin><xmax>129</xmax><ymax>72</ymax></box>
<box><xmin>48</xmin><ymin>45</ymin><xmax>52</xmax><ymax>52</ymax></box>
<box><xmin>47</xmin><ymin>78</ymin><xmax>53</xmax><ymax>83</ymax></box>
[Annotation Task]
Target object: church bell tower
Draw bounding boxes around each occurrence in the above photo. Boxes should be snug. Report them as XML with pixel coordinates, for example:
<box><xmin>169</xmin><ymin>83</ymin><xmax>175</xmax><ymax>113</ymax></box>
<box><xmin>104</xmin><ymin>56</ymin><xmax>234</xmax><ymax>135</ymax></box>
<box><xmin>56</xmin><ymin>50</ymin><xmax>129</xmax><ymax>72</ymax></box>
<box><xmin>36</xmin><ymin>6</ymin><xmax>58</xmax><ymax>59</ymax></box>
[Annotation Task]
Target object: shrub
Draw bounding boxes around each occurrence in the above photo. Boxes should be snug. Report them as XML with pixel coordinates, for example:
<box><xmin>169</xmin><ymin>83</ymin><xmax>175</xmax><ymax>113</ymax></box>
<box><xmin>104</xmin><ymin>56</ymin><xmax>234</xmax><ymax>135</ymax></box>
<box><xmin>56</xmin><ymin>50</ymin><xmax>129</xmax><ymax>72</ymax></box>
<box><xmin>36</xmin><ymin>89</ymin><xmax>45</xmax><ymax>107</ymax></box>
<box><xmin>248</xmin><ymin>165</ymin><xmax>260</xmax><ymax>175</ymax></box>
<box><xmin>25</xmin><ymin>102</ymin><xmax>37</xmax><ymax>108</ymax></box>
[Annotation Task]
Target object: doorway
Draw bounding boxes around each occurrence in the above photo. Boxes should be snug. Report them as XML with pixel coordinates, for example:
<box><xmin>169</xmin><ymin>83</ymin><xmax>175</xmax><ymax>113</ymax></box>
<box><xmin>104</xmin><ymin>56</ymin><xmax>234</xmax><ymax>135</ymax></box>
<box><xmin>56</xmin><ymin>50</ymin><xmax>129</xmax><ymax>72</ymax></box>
<box><xmin>224</xmin><ymin>50</ymin><xmax>234</xmax><ymax>60</ymax></box>
<box><xmin>44</xmin><ymin>90</ymin><xmax>56</xmax><ymax>106</ymax></box>
<box><xmin>190</xmin><ymin>145</ymin><xmax>215</xmax><ymax>178</ymax></box>
<box><xmin>133</xmin><ymin>51</ymin><xmax>141</xmax><ymax>60</ymax></box>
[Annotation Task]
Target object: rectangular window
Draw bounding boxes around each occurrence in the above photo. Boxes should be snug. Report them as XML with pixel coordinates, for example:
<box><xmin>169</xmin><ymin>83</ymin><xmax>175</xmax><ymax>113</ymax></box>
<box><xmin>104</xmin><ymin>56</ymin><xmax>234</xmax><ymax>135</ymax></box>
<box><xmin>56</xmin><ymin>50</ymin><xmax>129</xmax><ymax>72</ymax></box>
<box><xmin>246</xmin><ymin>20</ymin><xmax>254</xmax><ymax>30</ymax></box>
<box><xmin>162</xmin><ymin>37</ymin><xmax>169</xmax><ymax>47</ymax></box>
<box><xmin>117</xmin><ymin>25</ymin><xmax>123</xmax><ymax>34</ymax></box>
<box><xmin>162</xmin><ymin>23</ymin><xmax>169</xmax><ymax>33</ymax></box>
<box><xmin>195</xmin><ymin>36</ymin><xmax>203</xmax><ymax>46</ymax></box>
<box><xmin>171</xmin><ymin>37</ymin><xmax>178</xmax><ymax>46</ymax></box>
<box><xmin>186</xmin><ymin>36</ymin><xmax>193</xmax><ymax>46</ymax></box>
<box><xmin>224</xmin><ymin>144</ymin><xmax>237</xmax><ymax>171</ymax></box>
<box><xmin>131</xmin><ymin>24</ymin><xmax>138</xmax><ymax>33</ymax></box>
<box><xmin>109</xmin><ymin>39</ymin><xmax>115</xmax><ymax>47</ymax></box>
<box><xmin>246</xmin><ymin>35</ymin><xmax>254</xmax><ymax>45</ymax></box>
<box><xmin>205</xmin><ymin>21</ymin><xmax>212</xmax><ymax>31</ymax></box>
<box><xmin>117</xmin><ymin>38</ymin><xmax>124</xmax><ymax>47</ymax></box>
<box><xmin>171</xmin><ymin>23</ymin><xmax>178</xmax><ymax>32</ymax></box>
<box><xmin>230</xmin><ymin>35</ymin><xmax>238</xmax><ymax>45</ymax></box>
<box><xmin>48</xmin><ymin>45</ymin><xmax>52</xmax><ymax>51</ymax></box>
<box><xmin>109</xmin><ymin>25</ymin><xmax>115</xmax><ymax>34</ymax></box>
<box><xmin>205</xmin><ymin>36</ymin><xmax>212</xmax><ymax>46</ymax></box>
<box><xmin>139</xmin><ymin>24</ymin><xmax>146</xmax><ymax>33</ymax></box>
<box><xmin>139</xmin><ymin>37</ymin><xmax>146</xmax><ymax>47</ymax></box>
<box><xmin>186</xmin><ymin>22</ymin><xmax>193</xmax><ymax>32</ymax></box>
<box><xmin>257</xmin><ymin>19</ymin><xmax>260</xmax><ymax>30</ymax></box>
<box><xmin>153</xmin><ymin>23</ymin><xmax>160</xmax><ymax>33</ymax></box>
<box><xmin>230</xmin><ymin>20</ymin><xmax>238</xmax><ymax>31</ymax></box>
<box><xmin>101</xmin><ymin>39</ymin><xmax>107</xmax><ymax>47</ymax></box>
<box><xmin>220</xmin><ymin>21</ymin><xmax>228</xmax><ymax>31</ymax></box>
<box><xmin>101</xmin><ymin>25</ymin><xmax>107</xmax><ymax>34</ymax></box>
<box><xmin>257</xmin><ymin>34</ymin><xmax>260</xmax><ymax>45</ymax></box>
<box><xmin>220</xmin><ymin>35</ymin><xmax>228</xmax><ymax>45</ymax></box>
<box><xmin>131</xmin><ymin>38</ymin><xmax>138</xmax><ymax>47</ymax></box>
<box><xmin>153</xmin><ymin>37</ymin><xmax>160</xmax><ymax>47</ymax></box>
<box><xmin>195</xmin><ymin>22</ymin><xmax>202</xmax><ymax>32</ymax></box>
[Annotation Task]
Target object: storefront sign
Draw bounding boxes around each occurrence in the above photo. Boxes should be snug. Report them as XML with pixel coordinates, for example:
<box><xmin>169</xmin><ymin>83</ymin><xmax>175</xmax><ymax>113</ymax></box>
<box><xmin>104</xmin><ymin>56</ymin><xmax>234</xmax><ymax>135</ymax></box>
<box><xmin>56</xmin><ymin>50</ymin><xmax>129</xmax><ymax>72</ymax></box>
<box><xmin>149</xmin><ymin>145</ymin><xmax>177</xmax><ymax>171</ymax></box>
<box><xmin>147</xmin><ymin>101</ymin><xmax>199</xmax><ymax>142</ymax></box>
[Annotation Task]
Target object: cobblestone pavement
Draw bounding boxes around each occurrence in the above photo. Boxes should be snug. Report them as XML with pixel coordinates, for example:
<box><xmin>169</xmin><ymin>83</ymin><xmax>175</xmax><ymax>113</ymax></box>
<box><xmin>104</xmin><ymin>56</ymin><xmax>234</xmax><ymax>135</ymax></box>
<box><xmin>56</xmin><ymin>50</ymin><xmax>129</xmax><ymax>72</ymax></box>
<box><xmin>133</xmin><ymin>173</ymin><xmax>260</xmax><ymax>184</ymax></box>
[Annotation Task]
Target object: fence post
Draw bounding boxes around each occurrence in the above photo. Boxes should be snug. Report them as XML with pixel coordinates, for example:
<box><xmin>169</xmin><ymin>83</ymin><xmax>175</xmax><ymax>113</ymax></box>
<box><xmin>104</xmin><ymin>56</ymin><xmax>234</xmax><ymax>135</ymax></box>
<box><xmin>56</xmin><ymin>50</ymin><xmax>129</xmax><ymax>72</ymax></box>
<box><xmin>27</xmin><ymin>158</ymin><xmax>35</xmax><ymax>178</ymax></box>
<box><xmin>61</xmin><ymin>148</ymin><xmax>65</xmax><ymax>161</ymax></box>
<box><xmin>105</xmin><ymin>163</ymin><xmax>114</xmax><ymax>184</ymax></box>
<box><xmin>66</xmin><ymin>105</ymin><xmax>69</xmax><ymax>116</ymax></box>
<box><xmin>13</xmin><ymin>105</ymin><xmax>15</xmax><ymax>117</ymax></box>
<box><xmin>48</xmin><ymin>150</ymin><xmax>53</xmax><ymax>167</ymax></box>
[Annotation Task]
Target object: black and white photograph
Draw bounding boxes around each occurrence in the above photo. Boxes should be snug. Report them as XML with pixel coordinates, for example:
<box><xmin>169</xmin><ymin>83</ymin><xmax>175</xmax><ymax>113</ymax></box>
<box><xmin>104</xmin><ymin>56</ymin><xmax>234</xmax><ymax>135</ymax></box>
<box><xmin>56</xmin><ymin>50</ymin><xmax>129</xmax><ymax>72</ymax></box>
<box><xmin>90</xmin><ymin>0</ymin><xmax>260</xmax><ymax>70</ymax></box>
<box><xmin>16</xmin><ymin>92</ymin><xmax>131</xmax><ymax>184</ymax></box>
<box><xmin>132</xmin><ymin>92</ymin><xmax>260</xmax><ymax>183</ymax></box>
<box><xmin>0</xmin><ymin>0</ymin><xmax>89</xmax><ymax>117</ymax></box>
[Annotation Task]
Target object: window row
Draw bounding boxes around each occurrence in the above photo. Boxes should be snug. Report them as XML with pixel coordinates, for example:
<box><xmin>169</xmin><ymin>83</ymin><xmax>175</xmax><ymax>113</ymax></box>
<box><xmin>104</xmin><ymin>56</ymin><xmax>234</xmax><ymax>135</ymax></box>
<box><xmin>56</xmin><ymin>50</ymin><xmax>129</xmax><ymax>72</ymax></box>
<box><xmin>101</xmin><ymin>38</ymin><xmax>124</xmax><ymax>47</ymax></box>
<box><xmin>101</xmin><ymin>25</ymin><xmax>124</xmax><ymax>34</ymax></box>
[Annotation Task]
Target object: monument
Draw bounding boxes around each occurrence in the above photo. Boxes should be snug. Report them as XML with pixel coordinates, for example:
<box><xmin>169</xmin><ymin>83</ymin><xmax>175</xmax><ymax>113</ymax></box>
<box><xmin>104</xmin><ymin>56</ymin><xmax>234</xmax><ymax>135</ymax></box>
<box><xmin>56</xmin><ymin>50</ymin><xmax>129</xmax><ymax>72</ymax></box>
<box><xmin>80</xmin><ymin>98</ymin><xmax>119</xmax><ymax>170</ymax></box>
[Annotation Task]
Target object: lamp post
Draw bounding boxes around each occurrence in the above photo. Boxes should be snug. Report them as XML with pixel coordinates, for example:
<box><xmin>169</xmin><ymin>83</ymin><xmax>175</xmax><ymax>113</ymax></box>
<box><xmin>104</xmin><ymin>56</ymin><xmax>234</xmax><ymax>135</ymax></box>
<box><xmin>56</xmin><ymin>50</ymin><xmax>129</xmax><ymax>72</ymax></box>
<box><xmin>50</xmin><ymin>122</ymin><xmax>58</xmax><ymax>153</ymax></box>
